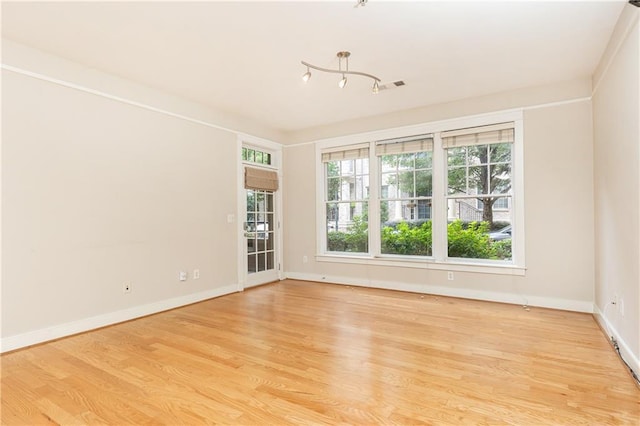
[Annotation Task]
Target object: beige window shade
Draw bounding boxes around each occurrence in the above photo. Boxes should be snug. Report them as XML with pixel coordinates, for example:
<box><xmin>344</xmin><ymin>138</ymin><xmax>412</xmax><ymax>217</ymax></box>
<box><xmin>376</xmin><ymin>135</ymin><xmax>434</xmax><ymax>155</ymax></box>
<box><xmin>245</xmin><ymin>167</ymin><xmax>278</xmax><ymax>191</ymax></box>
<box><xmin>442</xmin><ymin>122</ymin><xmax>515</xmax><ymax>148</ymax></box>
<box><xmin>321</xmin><ymin>146</ymin><xmax>369</xmax><ymax>162</ymax></box>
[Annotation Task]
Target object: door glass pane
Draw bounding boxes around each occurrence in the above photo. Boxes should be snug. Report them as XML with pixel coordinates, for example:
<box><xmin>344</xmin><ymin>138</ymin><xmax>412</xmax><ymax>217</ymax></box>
<box><xmin>267</xmin><ymin>194</ymin><xmax>274</xmax><ymax>212</ymax></box>
<box><xmin>248</xmin><ymin>254</ymin><xmax>257</xmax><ymax>273</ymax></box>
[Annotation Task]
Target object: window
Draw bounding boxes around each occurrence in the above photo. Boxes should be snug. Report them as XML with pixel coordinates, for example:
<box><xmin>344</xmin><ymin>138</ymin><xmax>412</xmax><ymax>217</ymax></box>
<box><xmin>317</xmin><ymin>113</ymin><xmax>523</xmax><ymax>272</ymax></box>
<box><xmin>378</xmin><ymin>136</ymin><xmax>433</xmax><ymax>256</ymax></box>
<box><xmin>443</xmin><ymin>123</ymin><xmax>513</xmax><ymax>260</ymax></box>
<box><xmin>243</xmin><ymin>147</ymin><xmax>272</xmax><ymax>165</ymax></box>
<box><xmin>323</xmin><ymin>146</ymin><xmax>369</xmax><ymax>253</ymax></box>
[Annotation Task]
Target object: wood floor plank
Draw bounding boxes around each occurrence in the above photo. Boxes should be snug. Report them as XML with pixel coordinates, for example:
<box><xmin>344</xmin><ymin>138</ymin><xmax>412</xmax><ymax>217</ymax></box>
<box><xmin>2</xmin><ymin>280</ymin><xmax>638</xmax><ymax>425</ymax></box>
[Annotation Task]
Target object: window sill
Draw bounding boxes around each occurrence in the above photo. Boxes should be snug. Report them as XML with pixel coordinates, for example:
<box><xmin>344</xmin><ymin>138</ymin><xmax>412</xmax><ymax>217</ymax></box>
<box><xmin>316</xmin><ymin>254</ymin><xmax>526</xmax><ymax>276</ymax></box>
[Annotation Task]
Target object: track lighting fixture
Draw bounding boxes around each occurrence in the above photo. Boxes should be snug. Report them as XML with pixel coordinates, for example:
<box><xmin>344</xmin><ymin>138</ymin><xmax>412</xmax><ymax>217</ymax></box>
<box><xmin>301</xmin><ymin>51</ymin><xmax>381</xmax><ymax>94</ymax></box>
<box><xmin>302</xmin><ymin>66</ymin><xmax>311</xmax><ymax>82</ymax></box>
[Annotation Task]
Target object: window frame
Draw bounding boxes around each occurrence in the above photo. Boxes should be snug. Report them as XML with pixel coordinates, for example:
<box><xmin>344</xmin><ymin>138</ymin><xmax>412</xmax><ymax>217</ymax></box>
<box><xmin>315</xmin><ymin>110</ymin><xmax>525</xmax><ymax>275</ymax></box>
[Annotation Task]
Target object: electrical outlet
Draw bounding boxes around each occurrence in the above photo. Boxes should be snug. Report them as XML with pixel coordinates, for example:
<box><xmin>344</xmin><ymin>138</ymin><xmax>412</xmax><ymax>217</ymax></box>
<box><xmin>179</xmin><ymin>271</ymin><xmax>187</xmax><ymax>281</ymax></box>
<box><xmin>123</xmin><ymin>283</ymin><xmax>131</xmax><ymax>293</ymax></box>
<box><xmin>447</xmin><ymin>271</ymin><xmax>454</xmax><ymax>281</ymax></box>
<box><xmin>193</xmin><ymin>269</ymin><xmax>200</xmax><ymax>279</ymax></box>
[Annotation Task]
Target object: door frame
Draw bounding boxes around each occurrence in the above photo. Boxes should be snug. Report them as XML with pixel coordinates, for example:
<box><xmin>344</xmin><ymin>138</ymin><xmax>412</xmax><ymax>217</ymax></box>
<box><xmin>236</xmin><ymin>134</ymin><xmax>283</xmax><ymax>290</ymax></box>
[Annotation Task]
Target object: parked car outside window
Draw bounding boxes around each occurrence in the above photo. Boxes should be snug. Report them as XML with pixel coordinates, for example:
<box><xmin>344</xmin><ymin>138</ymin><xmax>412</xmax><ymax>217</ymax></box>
<box><xmin>489</xmin><ymin>225</ymin><xmax>512</xmax><ymax>241</ymax></box>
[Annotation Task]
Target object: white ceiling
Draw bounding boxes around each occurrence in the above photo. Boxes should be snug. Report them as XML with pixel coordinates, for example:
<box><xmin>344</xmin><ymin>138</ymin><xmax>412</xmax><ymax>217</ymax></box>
<box><xmin>1</xmin><ymin>1</ymin><xmax>626</xmax><ymax>134</ymax></box>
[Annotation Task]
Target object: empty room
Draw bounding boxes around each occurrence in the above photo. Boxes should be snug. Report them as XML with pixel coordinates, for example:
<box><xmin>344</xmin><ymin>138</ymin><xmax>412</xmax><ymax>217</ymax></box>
<box><xmin>1</xmin><ymin>1</ymin><xmax>639</xmax><ymax>424</ymax></box>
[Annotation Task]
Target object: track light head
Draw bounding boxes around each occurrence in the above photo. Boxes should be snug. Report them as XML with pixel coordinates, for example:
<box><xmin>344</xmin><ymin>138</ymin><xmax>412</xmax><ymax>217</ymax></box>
<box><xmin>338</xmin><ymin>75</ymin><xmax>347</xmax><ymax>89</ymax></box>
<box><xmin>372</xmin><ymin>80</ymin><xmax>379</xmax><ymax>94</ymax></box>
<box><xmin>302</xmin><ymin>69</ymin><xmax>311</xmax><ymax>83</ymax></box>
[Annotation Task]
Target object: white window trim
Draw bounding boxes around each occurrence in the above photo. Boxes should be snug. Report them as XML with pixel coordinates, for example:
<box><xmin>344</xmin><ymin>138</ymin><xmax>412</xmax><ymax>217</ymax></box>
<box><xmin>315</xmin><ymin>109</ymin><xmax>525</xmax><ymax>276</ymax></box>
<box><xmin>240</xmin><ymin>133</ymin><xmax>281</xmax><ymax>170</ymax></box>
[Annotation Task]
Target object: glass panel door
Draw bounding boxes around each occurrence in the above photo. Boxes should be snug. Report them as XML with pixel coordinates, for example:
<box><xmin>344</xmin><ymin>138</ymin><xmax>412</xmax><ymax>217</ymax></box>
<box><xmin>245</xmin><ymin>188</ymin><xmax>278</xmax><ymax>286</ymax></box>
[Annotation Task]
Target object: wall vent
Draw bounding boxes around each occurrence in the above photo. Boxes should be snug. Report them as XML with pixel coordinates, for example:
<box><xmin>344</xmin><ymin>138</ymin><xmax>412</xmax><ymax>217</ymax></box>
<box><xmin>378</xmin><ymin>80</ymin><xmax>406</xmax><ymax>91</ymax></box>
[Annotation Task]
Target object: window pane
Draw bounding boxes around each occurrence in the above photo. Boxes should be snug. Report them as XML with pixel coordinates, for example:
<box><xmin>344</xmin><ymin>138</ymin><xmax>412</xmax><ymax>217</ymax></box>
<box><xmin>468</xmin><ymin>165</ymin><xmax>488</xmax><ymax>195</ymax></box>
<box><xmin>489</xmin><ymin>143</ymin><xmax>511</xmax><ymax>163</ymax></box>
<box><xmin>243</xmin><ymin>148</ymin><xmax>272</xmax><ymax>165</ymax></box>
<box><xmin>447</xmin><ymin>196</ymin><xmax>512</xmax><ymax>261</ymax></box>
<box><xmin>448</xmin><ymin>147</ymin><xmax>466</xmax><ymax>166</ymax></box>
<box><xmin>448</xmin><ymin>167</ymin><xmax>466</xmax><ymax>195</ymax></box>
<box><xmin>266</xmin><ymin>193</ymin><xmax>274</xmax><ymax>212</ymax></box>
<box><xmin>247</xmin><ymin>254</ymin><xmax>257</xmax><ymax>273</ymax></box>
<box><xmin>326</xmin><ymin>203</ymin><xmax>340</xmax><ymax>230</ymax></box>
<box><xmin>341</xmin><ymin>159</ymin><xmax>353</xmax><ymax>174</ymax></box>
<box><xmin>381</xmin><ymin>172</ymin><xmax>397</xmax><ymax>193</ymax></box>
<box><xmin>381</xmin><ymin>155</ymin><xmax>398</xmax><ymax>172</ymax></box>
<box><xmin>415</xmin><ymin>170</ymin><xmax>432</xmax><ymax>197</ymax></box>
<box><xmin>399</xmin><ymin>171</ymin><xmax>415</xmax><ymax>197</ymax></box>
<box><xmin>468</xmin><ymin>145</ymin><xmax>488</xmax><ymax>165</ymax></box>
<box><xmin>490</xmin><ymin>164</ymin><xmax>511</xmax><ymax>194</ymax></box>
<box><xmin>355</xmin><ymin>176</ymin><xmax>367</xmax><ymax>200</ymax></box>
<box><xmin>415</xmin><ymin>151</ymin><xmax>432</xmax><ymax>169</ymax></box>
<box><xmin>327</xmin><ymin>177</ymin><xmax>340</xmax><ymax>201</ymax></box>
<box><xmin>327</xmin><ymin>161</ymin><xmax>340</xmax><ymax>177</ymax></box>
<box><xmin>396</xmin><ymin>153</ymin><xmax>414</xmax><ymax>170</ymax></box>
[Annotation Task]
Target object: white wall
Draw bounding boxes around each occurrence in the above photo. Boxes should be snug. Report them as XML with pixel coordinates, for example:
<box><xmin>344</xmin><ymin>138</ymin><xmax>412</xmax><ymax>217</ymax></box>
<box><xmin>286</xmin><ymin>78</ymin><xmax>591</xmax><ymax>144</ymax></box>
<box><xmin>283</xmin><ymin>85</ymin><xmax>595</xmax><ymax>312</ymax></box>
<box><xmin>1</xmin><ymin>41</ymin><xmax>249</xmax><ymax>351</ymax></box>
<box><xmin>592</xmin><ymin>5</ymin><xmax>640</xmax><ymax>371</ymax></box>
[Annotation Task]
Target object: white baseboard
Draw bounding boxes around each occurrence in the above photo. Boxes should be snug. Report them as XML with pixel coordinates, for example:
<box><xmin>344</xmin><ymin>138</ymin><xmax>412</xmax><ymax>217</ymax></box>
<box><xmin>0</xmin><ymin>284</ymin><xmax>238</xmax><ymax>353</ymax></box>
<box><xmin>593</xmin><ymin>305</ymin><xmax>640</xmax><ymax>377</ymax></box>
<box><xmin>285</xmin><ymin>272</ymin><xmax>594</xmax><ymax>313</ymax></box>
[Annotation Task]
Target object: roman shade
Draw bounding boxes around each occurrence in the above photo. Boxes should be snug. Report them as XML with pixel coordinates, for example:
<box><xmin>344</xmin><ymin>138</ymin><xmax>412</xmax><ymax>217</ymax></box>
<box><xmin>245</xmin><ymin>167</ymin><xmax>278</xmax><ymax>191</ymax></box>
<box><xmin>376</xmin><ymin>135</ymin><xmax>434</xmax><ymax>155</ymax></box>
<box><xmin>441</xmin><ymin>122</ymin><xmax>515</xmax><ymax>148</ymax></box>
<box><xmin>321</xmin><ymin>144</ymin><xmax>369</xmax><ymax>162</ymax></box>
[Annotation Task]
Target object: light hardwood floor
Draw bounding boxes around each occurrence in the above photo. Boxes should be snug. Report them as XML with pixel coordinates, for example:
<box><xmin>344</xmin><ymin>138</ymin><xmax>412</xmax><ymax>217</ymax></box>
<box><xmin>2</xmin><ymin>280</ymin><xmax>638</xmax><ymax>425</ymax></box>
